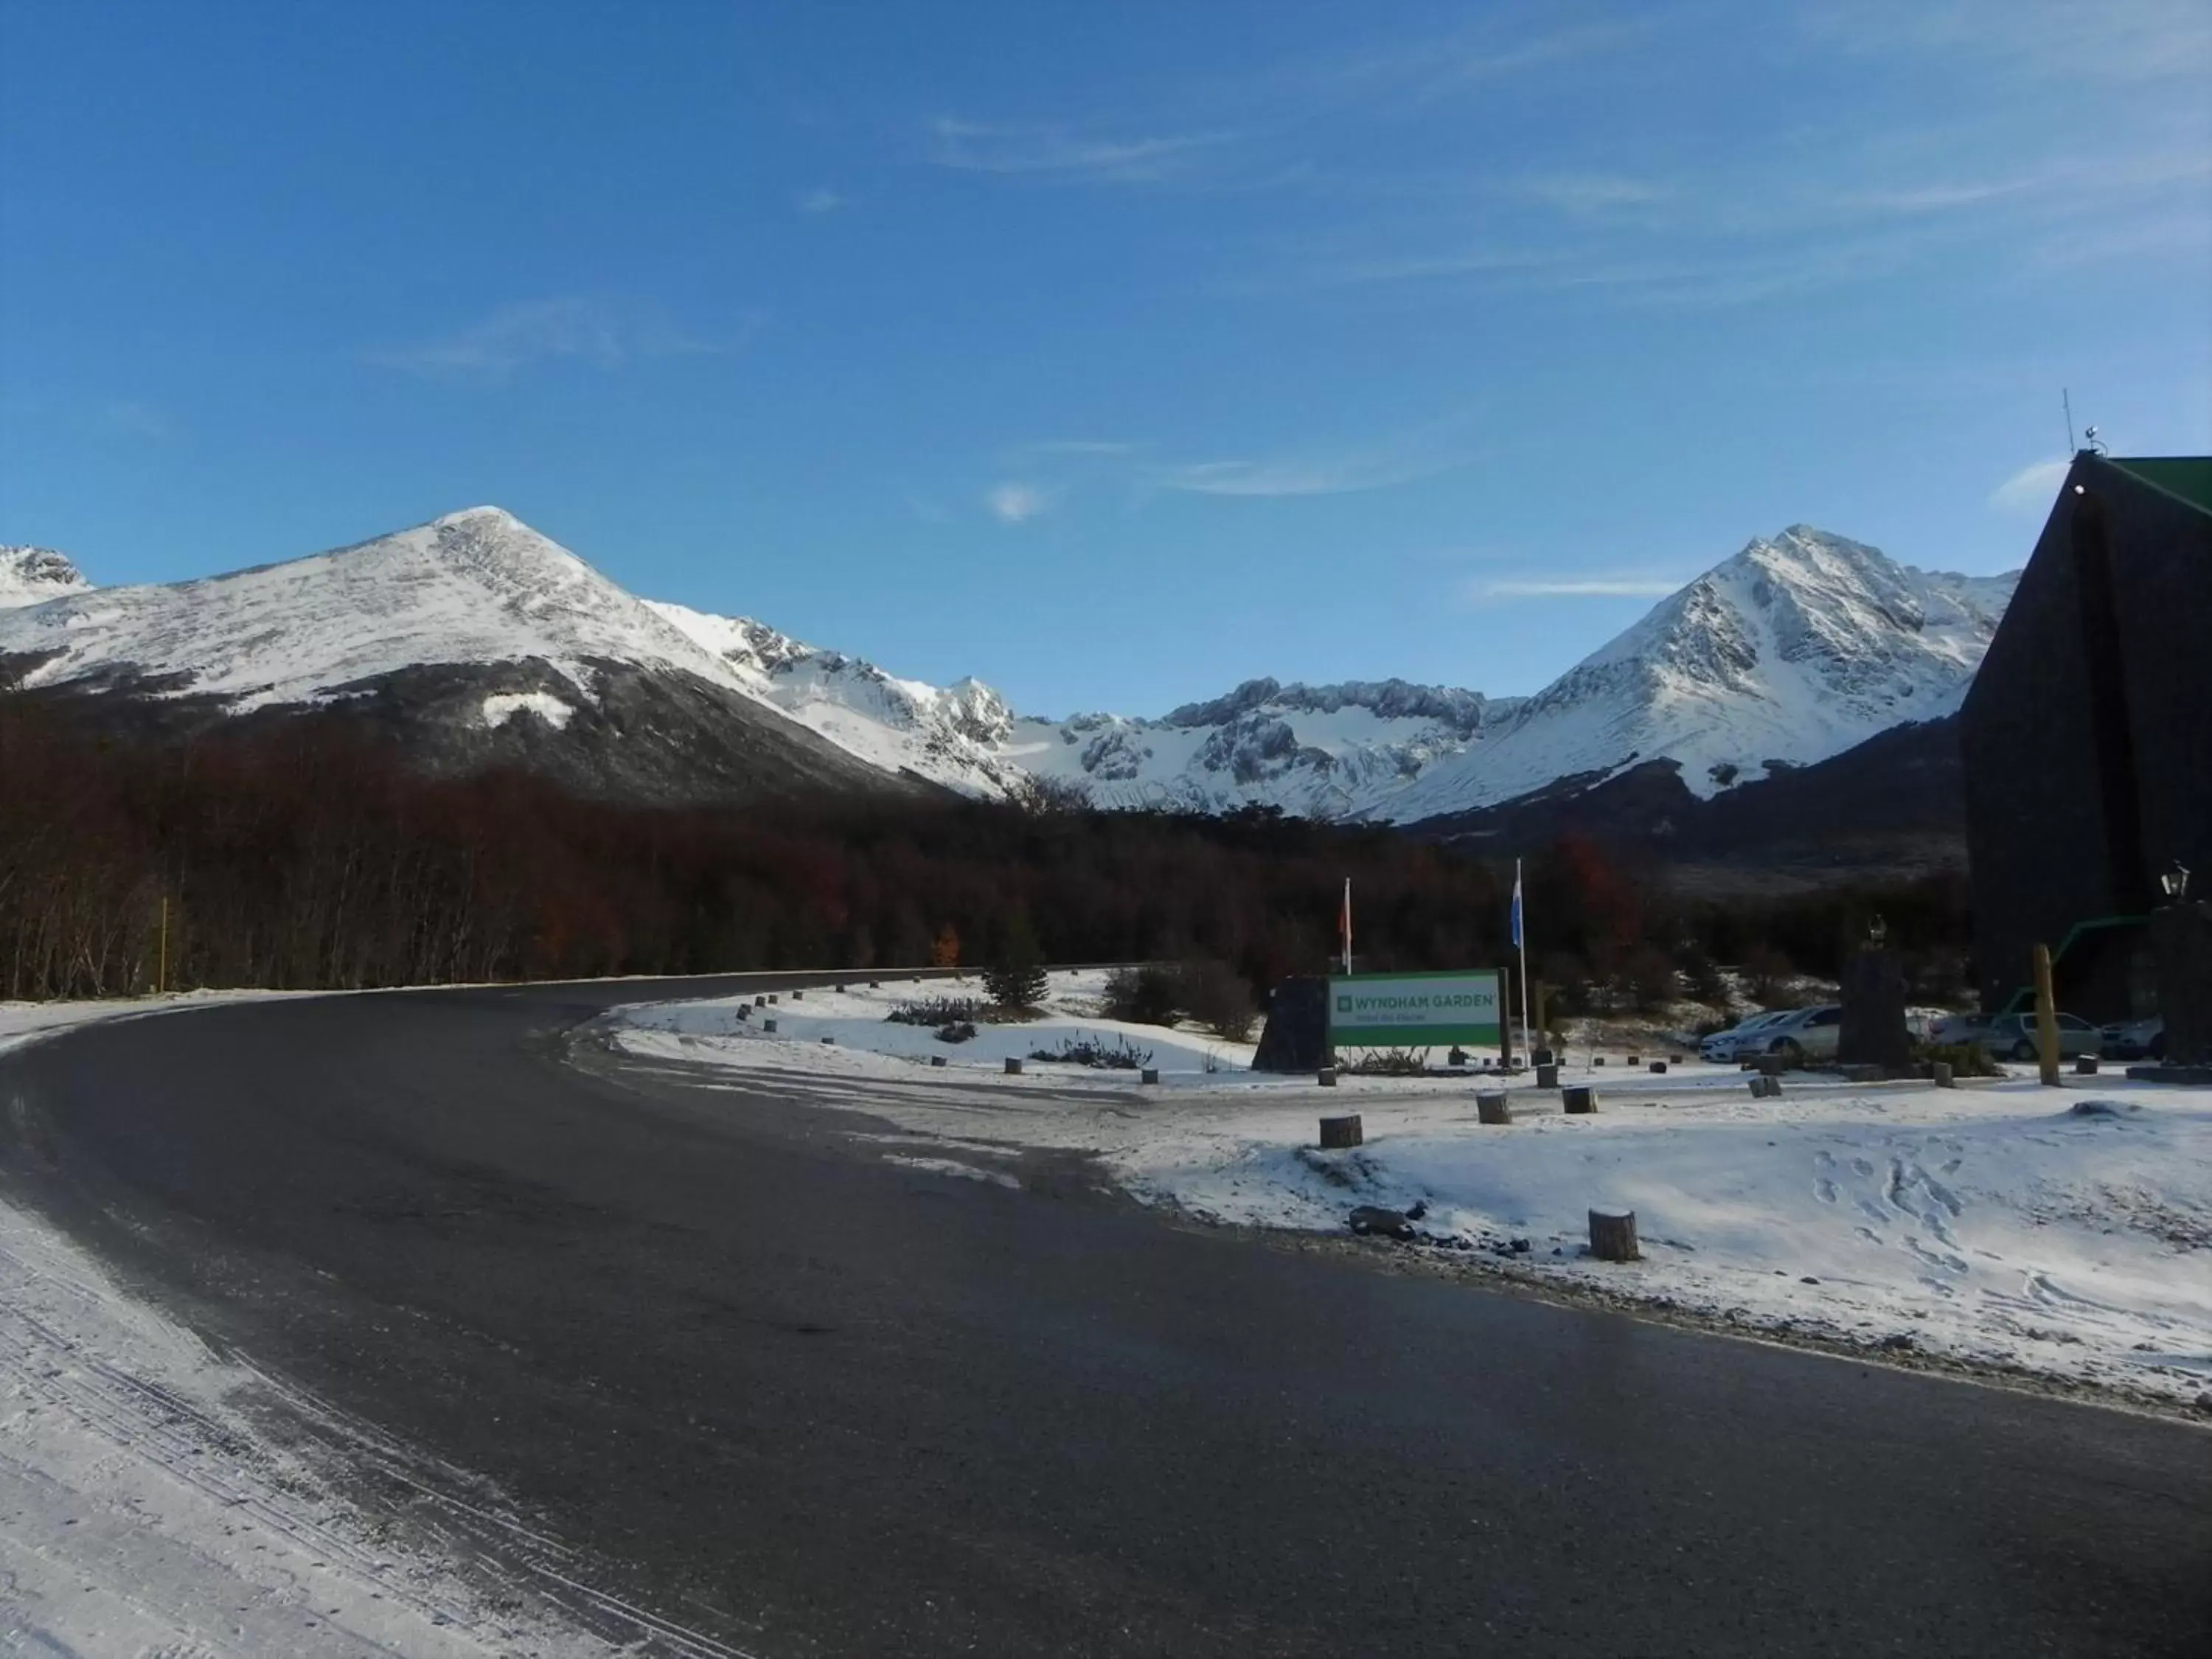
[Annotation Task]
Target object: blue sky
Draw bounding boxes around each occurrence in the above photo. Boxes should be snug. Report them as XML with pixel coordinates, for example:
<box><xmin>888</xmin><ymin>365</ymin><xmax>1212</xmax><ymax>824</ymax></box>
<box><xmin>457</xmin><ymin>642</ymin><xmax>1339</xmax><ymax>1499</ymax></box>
<box><xmin>3</xmin><ymin>0</ymin><xmax>2208</xmax><ymax>714</ymax></box>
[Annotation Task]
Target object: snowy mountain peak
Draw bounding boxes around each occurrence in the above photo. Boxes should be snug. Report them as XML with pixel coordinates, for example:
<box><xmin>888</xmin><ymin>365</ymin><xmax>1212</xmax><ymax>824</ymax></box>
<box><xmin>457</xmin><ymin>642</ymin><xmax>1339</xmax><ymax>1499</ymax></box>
<box><xmin>0</xmin><ymin>507</ymin><xmax>2021</xmax><ymax>826</ymax></box>
<box><xmin>0</xmin><ymin>546</ymin><xmax>94</xmax><ymax>609</ymax></box>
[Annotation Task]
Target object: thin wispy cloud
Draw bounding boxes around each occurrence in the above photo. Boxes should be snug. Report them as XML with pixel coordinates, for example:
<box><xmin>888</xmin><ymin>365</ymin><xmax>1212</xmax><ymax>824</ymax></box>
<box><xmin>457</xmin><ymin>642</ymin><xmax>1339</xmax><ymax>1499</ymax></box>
<box><xmin>1258</xmin><ymin>15</ymin><xmax>1652</xmax><ymax>108</ymax></box>
<box><xmin>368</xmin><ymin>297</ymin><xmax>739</xmax><ymax>379</ymax></box>
<box><xmin>1804</xmin><ymin>0</ymin><xmax>2212</xmax><ymax>86</ymax></box>
<box><xmin>1017</xmin><ymin>439</ymin><xmax>1138</xmax><ymax>456</ymax></box>
<box><xmin>1158</xmin><ymin>454</ymin><xmax>1444</xmax><ymax>498</ymax></box>
<box><xmin>798</xmin><ymin>187</ymin><xmax>844</xmax><ymax>215</ymax></box>
<box><xmin>103</xmin><ymin>400</ymin><xmax>173</xmax><ymax>441</ymax></box>
<box><xmin>1988</xmin><ymin>457</ymin><xmax>2072</xmax><ymax>515</ymax></box>
<box><xmin>929</xmin><ymin>118</ymin><xmax>1231</xmax><ymax>184</ymax></box>
<box><xmin>1465</xmin><ymin>574</ymin><xmax>1687</xmax><ymax>604</ymax></box>
<box><xmin>984</xmin><ymin>481</ymin><xmax>1051</xmax><ymax>524</ymax></box>
<box><xmin>1515</xmin><ymin>173</ymin><xmax>1670</xmax><ymax>216</ymax></box>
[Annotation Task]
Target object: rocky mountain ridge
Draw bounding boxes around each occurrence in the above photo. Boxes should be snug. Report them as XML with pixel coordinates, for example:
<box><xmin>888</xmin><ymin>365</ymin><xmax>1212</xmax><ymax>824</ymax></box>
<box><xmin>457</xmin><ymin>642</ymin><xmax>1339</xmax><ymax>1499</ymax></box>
<box><xmin>0</xmin><ymin>509</ymin><xmax>2017</xmax><ymax>823</ymax></box>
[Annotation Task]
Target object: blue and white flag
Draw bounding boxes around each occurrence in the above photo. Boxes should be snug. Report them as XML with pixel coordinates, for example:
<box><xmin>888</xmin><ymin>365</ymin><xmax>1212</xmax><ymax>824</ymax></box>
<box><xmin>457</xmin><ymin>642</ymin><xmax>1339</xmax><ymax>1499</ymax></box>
<box><xmin>1510</xmin><ymin>863</ymin><xmax>1523</xmax><ymax>950</ymax></box>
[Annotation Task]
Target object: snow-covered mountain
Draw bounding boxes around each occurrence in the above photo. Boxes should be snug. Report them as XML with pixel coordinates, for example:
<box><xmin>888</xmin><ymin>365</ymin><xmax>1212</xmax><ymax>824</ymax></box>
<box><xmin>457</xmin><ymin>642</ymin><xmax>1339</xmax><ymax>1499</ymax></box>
<box><xmin>0</xmin><ymin>510</ymin><xmax>2016</xmax><ymax>821</ymax></box>
<box><xmin>0</xmin><ymin>546</ymin><xmax>92</xmax><ymax>609</ymax></box>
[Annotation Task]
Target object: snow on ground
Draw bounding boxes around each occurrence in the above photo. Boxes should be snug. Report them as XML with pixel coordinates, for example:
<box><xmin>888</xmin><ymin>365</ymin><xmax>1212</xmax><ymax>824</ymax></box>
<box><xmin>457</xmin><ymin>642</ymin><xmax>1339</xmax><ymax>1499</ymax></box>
<box><xmin>617</xmin><ymin>967</ymin><xmax>1267</xmax><ymax>1087</ymax></box>
<box><xmin>612</xmin><ymin>982</ymin><xmax>2212</xmax><ymax>1407</ymax></box>
<box><xmin>1</xmin><ymin>992</ymin><xmax>726</xmax><ymax>1657</ymax></box>
<box><xmin>0</xmin><ymin>990</ymin><xmax>310</xmax><ymax>1059</ymax></box>
<box><xmin>0</xmin><ymin>1179</ymin><xmax>634</xmax><ymax>1658</ymax></box>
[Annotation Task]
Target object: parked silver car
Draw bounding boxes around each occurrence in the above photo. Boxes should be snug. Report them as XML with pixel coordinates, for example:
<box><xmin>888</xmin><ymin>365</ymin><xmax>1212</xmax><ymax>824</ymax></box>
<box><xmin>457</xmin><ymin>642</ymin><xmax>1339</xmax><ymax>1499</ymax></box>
<box><xmin>2098</xmin><ymin>1016</ymin><xmax>2165</xmax><ymax>1060</ymax></box>
<box><xmin>1754</xmin><ymin>1004</ymin><xmax>1843</xmax><ymax>1062</ymax></box>
<box><xmin>1980</xmin><ymin>1012</ymin><xmax>2101</xmax><ymax>1062</ymax></box>
<box><xmin>1699</xmin><ymin>1009</ymin><xmax>1792</xmax><ymax>1062</ymax></box>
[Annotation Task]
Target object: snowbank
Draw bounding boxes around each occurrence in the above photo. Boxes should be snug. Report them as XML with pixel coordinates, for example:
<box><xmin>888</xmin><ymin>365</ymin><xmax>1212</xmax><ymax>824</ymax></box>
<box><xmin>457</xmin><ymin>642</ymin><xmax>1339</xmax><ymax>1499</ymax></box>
<box><xmin>616</xmin><ymin>968</ymin><xmax>1266</xmax><ymax>1087</ymax></box>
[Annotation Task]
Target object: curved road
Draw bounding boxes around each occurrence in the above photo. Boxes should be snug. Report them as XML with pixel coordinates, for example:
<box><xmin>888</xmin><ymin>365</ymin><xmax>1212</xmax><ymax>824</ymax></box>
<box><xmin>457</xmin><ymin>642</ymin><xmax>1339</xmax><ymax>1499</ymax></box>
<box><xmin>2</xmin><ymin>978</ymin><xmax>2208</xmax><ymax>1656</ymax></box>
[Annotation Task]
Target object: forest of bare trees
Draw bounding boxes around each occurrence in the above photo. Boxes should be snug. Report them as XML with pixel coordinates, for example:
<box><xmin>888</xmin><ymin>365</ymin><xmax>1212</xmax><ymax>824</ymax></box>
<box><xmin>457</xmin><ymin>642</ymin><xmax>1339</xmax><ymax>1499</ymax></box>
<box><xmin>1</xmin><ymin>692</ymin><xmax>1975</xmax><ymax>1007</ymax></box>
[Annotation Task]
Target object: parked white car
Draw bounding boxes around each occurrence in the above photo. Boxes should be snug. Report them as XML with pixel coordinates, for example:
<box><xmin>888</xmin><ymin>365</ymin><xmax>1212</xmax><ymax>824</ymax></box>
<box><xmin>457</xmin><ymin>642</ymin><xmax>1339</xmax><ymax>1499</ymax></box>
<box><xmin>1752</xmin><ymin>1004</ymin><xmax>1843</xmax><ymax>1062</ymax></box>
<box><xmin>1928</xmin><ymin>1011</ymin><xmax>2000</xmax><ymax>1048</ymax></box>
<box><xmin>1699</xmin><ymin>1010</ymin><xmax>1792</xmax><ymax>1062</ymax></box>
<box><xmin>1980</xmin><ymin>1012</ymin><xmax>2101</xmax><ymax>1062</ymax></box>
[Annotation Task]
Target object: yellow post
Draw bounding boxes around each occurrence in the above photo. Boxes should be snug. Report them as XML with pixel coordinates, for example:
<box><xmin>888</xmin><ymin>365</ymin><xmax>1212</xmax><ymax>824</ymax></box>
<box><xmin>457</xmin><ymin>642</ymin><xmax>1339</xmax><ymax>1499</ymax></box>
<box><xmin>2032</xmin><ymin>942</ymin><xmax>2060</xmax><ymax>1085</ymax></box>
<box><xmin>157</xmin><ymin>895</ymin><xmax>169</xmax><ymax>996</ymax></box>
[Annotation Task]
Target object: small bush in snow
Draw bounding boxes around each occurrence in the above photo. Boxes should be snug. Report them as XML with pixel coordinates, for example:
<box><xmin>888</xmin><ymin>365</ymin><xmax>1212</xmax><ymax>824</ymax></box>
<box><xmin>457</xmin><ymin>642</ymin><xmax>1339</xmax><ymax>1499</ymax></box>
<box><xmin>1172</xmin><ymin>956</ymin><xmax>1258</xmax><ymax>1041</ymax></box>
<box><xmin>1028</xmin><ymin>1033</ymin><xmax>1155</xmax><ymax>1070</ymax></box>
<box><xmin>1343</xmin><ymin>1048</ymin><xmax>1428</xmax><ymax>1076</ymax></box>
<box><xmin>936</xmin><ymin>1020</ymin><xmax>978</xmax><ymax>1044</ymax></box>
<box><xmin>888</xmin><ymin>995</ymin><xmax>987</xmax><ymax>1026</ymax></box>
<box><xmin>1102</xmin><ymin>964</ymin><xmax>1180</xmax><ymax>1026</ymax></box>
<box><xmin>1915</xmin><ymin>1039</ymin><xmax>2001</xmax><ymax>1078</ymax></box>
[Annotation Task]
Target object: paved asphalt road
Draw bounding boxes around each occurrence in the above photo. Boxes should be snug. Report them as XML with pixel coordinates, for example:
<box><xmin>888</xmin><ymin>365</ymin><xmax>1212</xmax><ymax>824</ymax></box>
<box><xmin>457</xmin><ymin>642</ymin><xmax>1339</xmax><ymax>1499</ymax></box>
<box><xmin>3</xmin><ymin>977</ymin><xmax>2208</xmax><ymax>1658</ymax></box>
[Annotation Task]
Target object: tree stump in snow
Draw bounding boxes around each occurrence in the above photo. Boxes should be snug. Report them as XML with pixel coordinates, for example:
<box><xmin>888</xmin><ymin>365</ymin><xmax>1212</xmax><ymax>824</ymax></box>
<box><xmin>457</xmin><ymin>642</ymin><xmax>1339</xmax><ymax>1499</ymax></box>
<box><xmin>1318</xmin><ymin>1067</ymin><xmax>1339</xmax><ymax>1088</ymax></box>
<box><xmin>1593</xmin><ymin>1056</ymin><xmax>1607</xmax><ymax>1066</ymax></box>
<box><xmin>1004</xmin><ymin>1057</ymin><xmax>1023</xmax><ymax>1075</ymax></box>
<box><xmin>1563</xmin><ymin>1085</ymin><xmax>1596</xmax><ymax>1114</ymax></box>
<box><xmin>793</xmin><ymin>990</ymin><xmax>804</xmax><ymax>1000</ymax></box>
<box><xmin>1141</xmin><ymin>1067</ymin><xmax>1161</xmax><ymax>1085</ymax></box>
<box><xmin>2075</xmin><ymin>1055</ymin><xmax>2099</xmax><ymax>1075</ymax></box>
<box><xmin>930</xmin><ymin>1055</ymin><xmax>947</xmax><ymax>1067</ymax></box>
<box><xmin>1476</xmin><ymin>1091</ymin><xmax>1511</xmax><ymax>1124</ymax></box>
<box><xmin>1649</xmin><ymin>1060</ymin><xmax>1668</xmax><ymax>1074</ymax></box>
<box><xmin>1932</xmin><ymin>1061</ymin><xmax>1955</xmax><ymax>1088</ymax></box>
<box><xmin>1589</xmin><ymin>1208</ymin><xmax>1640</xmax><ymax>1262</ymax></box>
<box><xmin>763</xmin><ymin>1019</ymin><xmax>778</xmax><ymax>1034</ymax></box>
<box><xmin>821</xmin><ymin>1035</ymin><xmax>835</xmax><ymax>1045</ymax></box>
<box><xmin>1318</xmin><ymin>1113</ymin><xmax>1363</xmax><ymax>1149</ymax></box>
<box><xmin>1627</xmin><ymin>1054</ymin><xmax>1641</xmax><ymax>1066</ymax></box>
<box><xmin>1535</xmin><ymin>1062</ymin><xmax>1559</xmax><ymax>1088</ymax></box>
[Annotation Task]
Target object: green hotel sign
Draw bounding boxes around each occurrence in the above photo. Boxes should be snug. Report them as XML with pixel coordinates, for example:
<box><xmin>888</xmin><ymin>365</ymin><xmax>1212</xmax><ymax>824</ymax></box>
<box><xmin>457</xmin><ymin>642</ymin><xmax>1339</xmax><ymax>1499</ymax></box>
<box><xmin>1328</xmin><ymin>970</ymin><xmax>1505</xmax><ymax>1050</ymax></box>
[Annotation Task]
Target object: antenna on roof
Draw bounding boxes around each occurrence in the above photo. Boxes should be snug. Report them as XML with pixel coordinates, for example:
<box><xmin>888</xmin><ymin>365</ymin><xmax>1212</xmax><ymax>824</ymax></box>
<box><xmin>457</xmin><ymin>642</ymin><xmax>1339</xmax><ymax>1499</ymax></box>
<box><xmin>2062</xmin><ymin>388</ymin><xmax>2077</xmax><ymax>454</ymax></box>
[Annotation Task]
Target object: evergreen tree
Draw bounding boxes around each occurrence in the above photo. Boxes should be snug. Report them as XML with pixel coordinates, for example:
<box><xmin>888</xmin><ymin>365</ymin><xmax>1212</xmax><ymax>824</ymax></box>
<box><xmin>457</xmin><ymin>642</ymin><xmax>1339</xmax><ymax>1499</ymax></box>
<box><xmin>984</xmin><ymin>913</ymin><xmax>1049</xmax><ymax>1011</ymax></box>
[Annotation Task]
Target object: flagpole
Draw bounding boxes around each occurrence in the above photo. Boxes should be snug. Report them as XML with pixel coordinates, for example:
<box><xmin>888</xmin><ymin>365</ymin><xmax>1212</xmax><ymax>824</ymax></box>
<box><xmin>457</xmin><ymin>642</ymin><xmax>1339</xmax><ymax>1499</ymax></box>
<box><xmin>1342</xmin><ymin>877</ymin><xmax>1353</xmax><ymax>975</ymax></box>
<box><xmin>1515</xmin><ymin>858</ymin><xmax>1531</xmax><ymax>1065</ymax></box>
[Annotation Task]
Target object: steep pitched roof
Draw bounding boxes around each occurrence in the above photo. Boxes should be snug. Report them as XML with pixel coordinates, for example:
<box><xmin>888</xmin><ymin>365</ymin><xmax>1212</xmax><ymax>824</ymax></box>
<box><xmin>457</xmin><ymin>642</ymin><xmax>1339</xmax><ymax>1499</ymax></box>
<box><xmin>2100</xmin><ymin>456</ymin><xmax>2212</xmax><ymax>518</ymax></box>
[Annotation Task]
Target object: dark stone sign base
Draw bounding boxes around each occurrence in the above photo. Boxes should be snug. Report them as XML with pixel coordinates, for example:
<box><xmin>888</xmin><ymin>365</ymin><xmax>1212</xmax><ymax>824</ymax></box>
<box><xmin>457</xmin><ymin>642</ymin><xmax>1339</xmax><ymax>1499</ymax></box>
<box><xmin>2126</xmin><ymin>1064</ymin><xmax>2212</xmax><ymax>1085</ymax></box>
<box><xmin>2151</xmin><ymin>901</ymin><xmax>2212</xmax><ymax>1067</ymax></box>
<box><xmin>1253</xmin><ymin>977</ymin><xmax>1330</xmax><ymax>1074</ymax></box>
<box><xmin>1838</xmin><ymin>949</ymin><xmax>1913</xmax><ymax>1073</ymax></box>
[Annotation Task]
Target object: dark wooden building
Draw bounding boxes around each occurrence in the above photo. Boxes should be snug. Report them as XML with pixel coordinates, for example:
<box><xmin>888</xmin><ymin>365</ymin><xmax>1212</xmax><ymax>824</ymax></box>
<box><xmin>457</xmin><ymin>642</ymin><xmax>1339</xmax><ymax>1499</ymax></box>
<box><xmin>1961</xmin><ymin>453</ymin><xmax>2212</xmax><ymax>1018</ymax></box>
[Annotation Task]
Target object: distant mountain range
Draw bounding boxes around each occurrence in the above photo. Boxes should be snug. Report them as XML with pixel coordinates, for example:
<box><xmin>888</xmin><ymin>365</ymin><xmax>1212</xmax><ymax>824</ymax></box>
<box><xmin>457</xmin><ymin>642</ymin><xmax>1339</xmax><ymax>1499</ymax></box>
<box><xmin>0</xmin><ymin>509</ymin><xmax>2017</xmax><ymax>867</ymax></box>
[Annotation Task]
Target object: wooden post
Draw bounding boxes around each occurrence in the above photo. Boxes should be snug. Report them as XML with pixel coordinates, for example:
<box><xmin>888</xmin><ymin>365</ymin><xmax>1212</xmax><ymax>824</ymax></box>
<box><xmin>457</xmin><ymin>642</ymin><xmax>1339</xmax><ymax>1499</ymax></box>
<box><xmin>1318</xmin><ymin>1113</ymin><xmax>1363</xmax><ymax>1148</ymax></box>
<box><xmin>1534</xmin><ymin>982</ymin><xmax>1552</xmax><ymax>1052</ymax></box>
<box><xmin>1589</xmin><ymin>1208</ymin><xmax>1639</xmax><ymax>1262</ymax></box>
<box><xmin>1476</xmin><ymin>1091</ymin><xmax>1511</xmax><ymax>1124</ymax></box>
<box><xmin>2033</xmin><ymin>942</ymin><xmax>2061</xmax><ymax>1086</ymax></box>
<box><xmin>156</xmin><ymin>895</ymin><xmax>168</xmax><ymax>995</ymax></box>
<box><xmin>1932</xmin><ymin>1061</ymin><xmax>1954</xmax><ymax>1088</ymax></box>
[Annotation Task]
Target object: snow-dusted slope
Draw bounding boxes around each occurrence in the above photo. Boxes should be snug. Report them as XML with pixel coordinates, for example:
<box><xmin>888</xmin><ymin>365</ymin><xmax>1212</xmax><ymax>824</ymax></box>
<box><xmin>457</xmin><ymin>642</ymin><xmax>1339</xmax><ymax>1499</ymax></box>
<box><xmin>1384</xmin><ymin>526</ymin><xmax>2016</xmax><ymax>819</ymax></box>
<box><xmin>0</xmin><ymin>546</ymin><xmax>93</xmax><ymax>609</ymax></box>
<box><xmin>0</xmin><ymin>510</ymin><xmax>2016</xmax><ymax>822</ymax></box>
<box><xmin>991</xmin><ymin>680</ymin><xmax>1528</xmax><ymax>817</ymax></box>
<box><xmin>0</xmin><ymin>508</ymin><xmax>763</xmax><ymax>719</ymax></box>
<box><xmin>646</xmin><ymin>600</ymin><xmax>1020</xmax><ymax>792</ymax></box>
